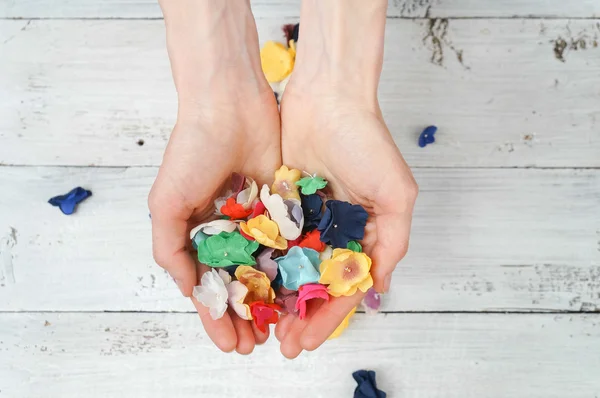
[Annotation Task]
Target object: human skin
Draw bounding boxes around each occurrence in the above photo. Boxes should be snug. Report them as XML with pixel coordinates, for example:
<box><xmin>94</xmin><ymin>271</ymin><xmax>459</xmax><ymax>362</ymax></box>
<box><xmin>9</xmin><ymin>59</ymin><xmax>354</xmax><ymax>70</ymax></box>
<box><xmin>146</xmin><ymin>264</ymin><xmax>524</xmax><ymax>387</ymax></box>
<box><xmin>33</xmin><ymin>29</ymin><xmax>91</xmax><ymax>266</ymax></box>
<box><xmin>149</xmin><ymin>0</ymin><xmax>417</xmax><ymax>358</ymax></box>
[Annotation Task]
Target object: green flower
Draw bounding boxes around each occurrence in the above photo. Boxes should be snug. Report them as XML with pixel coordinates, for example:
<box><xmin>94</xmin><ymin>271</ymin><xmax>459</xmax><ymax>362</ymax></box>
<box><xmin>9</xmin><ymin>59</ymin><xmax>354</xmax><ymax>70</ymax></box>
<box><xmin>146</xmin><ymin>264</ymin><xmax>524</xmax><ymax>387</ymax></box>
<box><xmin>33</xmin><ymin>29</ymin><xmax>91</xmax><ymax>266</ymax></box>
<box><xmin>347</xmin><ymin>241</ymin><xmax>363</xmax><ymax>253</ymax></box>
<box><xmin>295</xmin><ymin>176</ymin><xmax>327</xmax><ymax>195</ymax></box>
<box><xmin>197</xmin><ymin>231</ymin><xmax>259</xmax><ymax>267</ymax></box>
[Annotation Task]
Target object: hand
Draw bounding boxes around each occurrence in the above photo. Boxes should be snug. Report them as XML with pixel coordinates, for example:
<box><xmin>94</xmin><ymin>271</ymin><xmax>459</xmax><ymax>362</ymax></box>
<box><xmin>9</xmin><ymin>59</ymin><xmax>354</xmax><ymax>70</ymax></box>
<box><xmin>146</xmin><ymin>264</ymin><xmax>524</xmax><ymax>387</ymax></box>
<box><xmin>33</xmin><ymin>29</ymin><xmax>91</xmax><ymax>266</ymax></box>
<box><xmin>149</xmin><ymin>0</ymin><xmax>281</xmax><ymax>354</ymax></box>
<box><xmin>275</xmin><ymin>0</ymin><xmax>418</xmax><ymax>358</ymax></box>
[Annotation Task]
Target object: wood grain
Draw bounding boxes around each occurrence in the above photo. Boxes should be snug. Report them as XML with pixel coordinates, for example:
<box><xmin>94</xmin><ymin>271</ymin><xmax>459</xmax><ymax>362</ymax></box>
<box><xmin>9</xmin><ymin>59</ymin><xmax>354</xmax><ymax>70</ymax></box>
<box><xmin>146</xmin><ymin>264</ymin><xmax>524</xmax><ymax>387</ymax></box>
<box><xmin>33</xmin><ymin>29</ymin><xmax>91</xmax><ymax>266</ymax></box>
<box><xmin>0</xmin><ymin>312</ymin><xmax>599</xmax><ymax>397</ymax></box>
<box><xmin>1</xmin><ymin>166</ymin><xmax>598</xmax><ymax>312</ymax></box>
<box><xmin>1</xmin><ymin>0</ymin><xmax>599</xmax><ymax>19</ymax></box>
<box><xmin>2</xmin><ymin>19</ymin><xmax>599</xmax><ymax>167</ymax></box>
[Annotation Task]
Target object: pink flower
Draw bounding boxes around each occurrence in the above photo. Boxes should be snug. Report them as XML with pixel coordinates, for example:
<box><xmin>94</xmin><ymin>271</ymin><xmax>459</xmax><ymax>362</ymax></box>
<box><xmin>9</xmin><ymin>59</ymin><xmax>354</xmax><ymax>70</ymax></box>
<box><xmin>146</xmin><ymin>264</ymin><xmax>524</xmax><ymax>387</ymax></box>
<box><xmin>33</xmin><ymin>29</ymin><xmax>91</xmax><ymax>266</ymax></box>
<box><xmin>295</xmin><ymin>283</ymin><xmax>329</xmax><ymax>320</ymax></box>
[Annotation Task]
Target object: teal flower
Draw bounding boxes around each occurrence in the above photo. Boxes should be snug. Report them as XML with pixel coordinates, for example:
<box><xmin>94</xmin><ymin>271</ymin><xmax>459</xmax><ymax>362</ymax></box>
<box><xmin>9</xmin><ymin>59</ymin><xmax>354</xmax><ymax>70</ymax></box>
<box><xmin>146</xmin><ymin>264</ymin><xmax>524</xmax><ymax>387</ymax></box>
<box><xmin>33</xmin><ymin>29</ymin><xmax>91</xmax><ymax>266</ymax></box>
<box><xmin>197</xmin><ymin>231</ymin><xmax>259</xmax><ymax>267</ymax></box>
<box><xmin>295</xmin><ymin>175</ymin><xmax>327</xmax><ymax>195</ymax></box>
<box><xmin>274</xmin><ymin>246</ymin><xmax>321</xmax><ymax>291</ymax></box>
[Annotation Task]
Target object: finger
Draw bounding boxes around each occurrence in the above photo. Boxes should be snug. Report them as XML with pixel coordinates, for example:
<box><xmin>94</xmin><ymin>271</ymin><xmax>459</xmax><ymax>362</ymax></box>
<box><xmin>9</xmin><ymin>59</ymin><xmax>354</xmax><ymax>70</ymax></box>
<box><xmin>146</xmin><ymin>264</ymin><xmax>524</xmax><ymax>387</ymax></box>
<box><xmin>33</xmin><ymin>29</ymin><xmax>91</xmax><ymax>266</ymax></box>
<box><xmin>280</xmin><ymin>316</ymin><xmax>308</xmax><ymax>359</ymax></box>
<box><xmin>369</xmin><ymin>212</ymin><xmax>412</xmax><ymax>293</ymax></box>
<box><xmin>274</xmin><ymin>313</ymin><xmax>297</xmax><ymax>342</ymax></box>
<box><xmin>251</xmin><ymin>319</ymin><xmax>270</xmax><ymax>345</ymax></box>
<box><xmin>149</xmin><ymin>176</ymin><xmax>196</xmax><ymax>296</ymax></box>
<box><xmin>191</xmin><ymin>296</ymin><xmax>237</xmax><ymax>353</ymax></box>
<box><xmin>230</xmin><ymin>311</ymin><xmax>256</xmax><ymax>355</ymax></box>
<box><xmin>300</xmin><ymin>293</ymin><xmax>364</xmax><ymax>351</ymax></box>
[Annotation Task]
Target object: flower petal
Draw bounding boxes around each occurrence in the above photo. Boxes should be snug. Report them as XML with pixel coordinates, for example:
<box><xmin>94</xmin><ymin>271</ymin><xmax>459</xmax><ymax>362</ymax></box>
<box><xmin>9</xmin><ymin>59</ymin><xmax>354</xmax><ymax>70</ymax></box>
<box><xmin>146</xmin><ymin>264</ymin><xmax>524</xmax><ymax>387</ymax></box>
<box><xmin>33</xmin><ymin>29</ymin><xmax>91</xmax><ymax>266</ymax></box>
<box><xmin>257</xmin><ymin>248</ymin><xmax>279</xmax><ymax>281</ymax></box>
<box><xmin>192</xmin><ymin>269</ymin><xmax>229</xmax><ymax>320</ymax></box>
<box><xmin>227</xmin><ymin>280</ymin><xmax>251</xmax><ymax>320</ymax></box>
<box><xmin>260</xmin><ymin>185</ymin><xmax>302</xmax><ymax>240</ymax></box>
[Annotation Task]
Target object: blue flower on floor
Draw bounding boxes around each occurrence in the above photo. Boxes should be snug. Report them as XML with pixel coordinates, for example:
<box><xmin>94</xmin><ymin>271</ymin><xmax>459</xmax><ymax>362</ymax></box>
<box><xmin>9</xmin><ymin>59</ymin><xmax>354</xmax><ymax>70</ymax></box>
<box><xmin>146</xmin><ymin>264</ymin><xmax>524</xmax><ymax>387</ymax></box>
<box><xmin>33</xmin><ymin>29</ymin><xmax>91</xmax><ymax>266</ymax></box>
<box><xmin>418</xmin><ymin>125</ymin><xmax>437</xmax><ymax>147</ymax></box>
<box><xmin>48</xmin><ymin>187</ymin><xmax>92</xmax><ymax>215</ymax></box>
<box><xmin>352</xmin><ymin>370</ymin><xmax>386</xmax><ymax>398</ymax></box>
<box><xmin>318</xmin><ymin>200</ymin><xmax>368</xmax><ymax>248</ymax></box>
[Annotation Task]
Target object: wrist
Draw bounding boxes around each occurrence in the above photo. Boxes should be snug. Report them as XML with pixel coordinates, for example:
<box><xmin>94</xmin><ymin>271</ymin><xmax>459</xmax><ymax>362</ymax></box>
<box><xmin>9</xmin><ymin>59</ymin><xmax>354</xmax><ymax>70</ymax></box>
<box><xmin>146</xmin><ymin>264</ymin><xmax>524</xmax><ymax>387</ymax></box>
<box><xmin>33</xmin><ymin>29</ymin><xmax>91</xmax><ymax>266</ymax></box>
<box><xmin>290</xmin><ymin>0</ymin><xmax>387</xmax><ymax>102</ymax></box>
<box><xmin>160</xmin><ymin>0</ymin><xmax>268</xmax><ymax>105</ymax></box>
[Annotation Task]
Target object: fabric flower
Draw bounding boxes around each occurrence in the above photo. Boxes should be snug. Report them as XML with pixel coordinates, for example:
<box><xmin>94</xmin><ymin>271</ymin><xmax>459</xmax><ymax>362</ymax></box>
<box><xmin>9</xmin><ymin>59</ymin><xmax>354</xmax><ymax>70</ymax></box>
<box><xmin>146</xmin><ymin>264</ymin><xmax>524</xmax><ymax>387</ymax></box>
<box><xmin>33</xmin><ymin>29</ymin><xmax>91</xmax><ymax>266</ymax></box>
<box><xmin>220</xmin><ymin>197</ymin><xmax>253</xmax><ymax>220</ymax></box>
<box><xmin>275</xmin><ymin>290</ymin><xmax>298</xmax><ymax>314</ymax></box>
<box><xmin>250</xmin><ymin>301</ymin><xmax>281</xmax><ymax>333</ymax></box>
<box><xmin>192</xmin><ymin>269</ymin><xmax>230</xmax><ymax>320</ymax></box>
<box><xmin>236</xmin><ymin>177</ymin><xmax>258</xmax><ymax>210</ymax></box>
<box><xmin>256</xmin><ymin>248</ymin><xmax>278</xmax><ymax>281</ymax></box>
<box><xmin>274</xmin><ymin>246</ymin><xmax>321</xmax><ymax>291</ymax></box>
<box><xmin>298</xmin><ymin>229</ymin><xmax>326</xmax><ymax>252</ymax></box>
<box><xmin>418</xmin><ymin>125</ymin><xmax>437</xmax><ymax>148</ymax></box>
<box><xmin>347</xmin><ymin>240</ymin><xmax>363</xmax><ymax>253</ymax></box>
<box><xmin>240</xmin><ymin>215</ymin><xmax>287</xmax><ymax>250</ymax></box>
<box><xmin>250</xmin><ymin>201</ymin><xmax>266</xmax><ymax>218</ymax></box>
<box><xmin>260</xmin><ymin>185</ymin><xmax>303</xmax><ymax>240</ymax></box>
<box><xmin>295</xmin><ymin>283</ymin><xmax>329</xmax><ymax>320</ymax></box>
<box><xmin>190</xmin><ymin>220</ymin><xmax>237</xmax><ymax>239</ymax></box>
<box><xmin>319</xmin><ymin>249</ymin><xmax>373</xmax><ymax>297</ymax></box>
<box><xmin>227</xmin><ymin>280</ymin><xmax>251</xmax><ymax>320</ymax></box>
<box><xmin>235</xmin><ymin>266</ymin><xmax>275</xmax><ymax>304</ymax></box>
<box><xmin>301</xmin><ymin>194</ymin><xmax>324</xmax><ymax>229</ymax></box>
<box><xmin>328</xmin><ymin>307</ymin><xmax>356</xmax><ymax>340</ymax></box>
<box><xmin>319</xmin><ymin>245</ymin><xmax>333</xmax><ymax>261</ymax></box>
<box><xmin>213</xmin><ymin>173</ymin><xmax>246</xmax><ymax>214</ymax></box>
<box><xmin>361</xmin><ymin>287</ymin><xmax>381</xmax><ymax>315</ymax></box>
<box><xmin>271</xmin><ymin>165</ymin><xmax>302</xmax><ymax>200</ymax></box>
<box><xmin>318</xmin><ymin>200</ymin><xmax>368</xmax><ymax>248</ymax></box>
<box><xmin>48</xmin><ymin>187</ymin><xmax>92</xmax><ymax>215</ymax></box>
<box><xmin>352</xmin><ymin>370</ymin><xmax>387</xmax><ymax>398</ymax></box>
<box><xmin>197</xmin><ymin>231</ymin><xmax>259</xmax><ymax>267</ymax></box>
<box><xmin>296</xmin><ymin>175</ymin><xmax>327</xmax><ymax>195</ymax></box>
<box><xmin>260</xmin><ymin>41</ymin><xmax>294</xmax><ymax>83</ymax></box>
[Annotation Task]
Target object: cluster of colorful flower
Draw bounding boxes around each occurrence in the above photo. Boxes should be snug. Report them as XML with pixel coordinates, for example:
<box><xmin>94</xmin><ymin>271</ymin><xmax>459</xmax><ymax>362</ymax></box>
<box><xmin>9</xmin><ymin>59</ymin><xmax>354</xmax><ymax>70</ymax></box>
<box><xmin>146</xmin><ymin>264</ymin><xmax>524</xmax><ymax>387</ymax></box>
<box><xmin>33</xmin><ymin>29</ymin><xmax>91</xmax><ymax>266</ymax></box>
<box><xmin>191</xmin><ymin>166</ymin><xmax>376</xmax><ymax>337</ymax></box>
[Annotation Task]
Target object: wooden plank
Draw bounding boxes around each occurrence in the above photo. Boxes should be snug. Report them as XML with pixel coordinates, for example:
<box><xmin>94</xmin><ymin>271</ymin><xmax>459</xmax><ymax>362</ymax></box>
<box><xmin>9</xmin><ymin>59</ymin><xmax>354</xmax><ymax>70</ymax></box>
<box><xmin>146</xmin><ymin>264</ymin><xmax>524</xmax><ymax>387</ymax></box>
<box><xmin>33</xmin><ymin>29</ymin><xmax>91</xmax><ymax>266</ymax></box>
<box><xmin>1</xmin><ymin>0</ymin><xmax>599</xmax><ymax>19</ymax></box>
<box><xmin>1</xmin><ymin>19</ymin><xmax>599</xmax><ymax>168</ymax></box>
<box><xmin>0</xmin><ymin>167</ymin><xmax>598</xmax><ymax>312</ymax></box>
<box><xmin>0</xmin><ymin>312</ymin><xmax>599</xmax><ymax>397</ymax></box>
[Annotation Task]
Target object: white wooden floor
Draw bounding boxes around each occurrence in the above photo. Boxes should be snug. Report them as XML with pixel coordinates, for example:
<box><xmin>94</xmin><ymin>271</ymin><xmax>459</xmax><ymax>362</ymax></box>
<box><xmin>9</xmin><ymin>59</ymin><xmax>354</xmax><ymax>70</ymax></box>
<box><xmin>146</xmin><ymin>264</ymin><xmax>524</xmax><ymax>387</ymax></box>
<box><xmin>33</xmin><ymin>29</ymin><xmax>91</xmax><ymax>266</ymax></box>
<box><xmin>1</xmin><ymin>1</ymin><xmax>599</xmax><ymax>397</ymax></box>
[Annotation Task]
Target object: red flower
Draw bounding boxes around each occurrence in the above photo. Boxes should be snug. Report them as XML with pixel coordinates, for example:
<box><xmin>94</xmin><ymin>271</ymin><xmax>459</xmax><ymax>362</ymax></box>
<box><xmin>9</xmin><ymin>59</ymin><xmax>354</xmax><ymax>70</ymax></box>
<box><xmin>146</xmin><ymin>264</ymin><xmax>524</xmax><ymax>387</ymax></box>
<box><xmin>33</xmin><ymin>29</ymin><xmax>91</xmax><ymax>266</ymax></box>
<box><xmin>298</xmin><ymin>229</ymin><xmax>326</xmax><ymax>252</ymax></box>
<box><xmin>250</xmin><ymin>201</ymin><xmax>266</xmax><ymax>218</ymax></box>
<box><xmin>287</xmin><ymin>235</ymin><xmax>302</xmax><ymax>249</ymax></box>
<box><xmin>249</xmin><ymin>301</ymin><xmax>281</xmax><ymax>333</ymax></box>
<box><xmin>295</xmin><ymin>284</ymin><xmax>329</xmax><ymax>320</ymax></box>
<box><xmin>221</xmin><ymin>198</ymin><xmax>252</xmax><ymax>220</ymax></box>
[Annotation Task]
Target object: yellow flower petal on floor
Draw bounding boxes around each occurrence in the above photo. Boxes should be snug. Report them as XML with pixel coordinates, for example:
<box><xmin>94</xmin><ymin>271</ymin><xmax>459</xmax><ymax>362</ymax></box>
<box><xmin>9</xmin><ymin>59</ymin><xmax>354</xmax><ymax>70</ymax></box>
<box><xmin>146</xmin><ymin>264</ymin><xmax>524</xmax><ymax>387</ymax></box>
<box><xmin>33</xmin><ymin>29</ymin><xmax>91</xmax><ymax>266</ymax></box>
<box><xmin>235</xmin><ymin>265</ymin><xmax>276</xmax><ymax>304</ymax></box>
<box><xmin>260</xmin><ymin>41</ymin><xmax>294</xmax><ymax>83</ymax></box>
<box><xmin>240</xmin><ymin>215</ymin><xmax>288</xmax><ymax>250</ymax></box>
<box><xmin>319</xmin><ymin>249</ymin><xmax>373</xmax><ymax>297</ymax></box>
<box><xmin>328</xmin><ymin>307</ymin><xmax>357</xmax><ymax>340</ymax></box>
<box><xmin>271</xmin><ymin>165</ymin><xmax>302</xmax><ymax>200</ymax></box>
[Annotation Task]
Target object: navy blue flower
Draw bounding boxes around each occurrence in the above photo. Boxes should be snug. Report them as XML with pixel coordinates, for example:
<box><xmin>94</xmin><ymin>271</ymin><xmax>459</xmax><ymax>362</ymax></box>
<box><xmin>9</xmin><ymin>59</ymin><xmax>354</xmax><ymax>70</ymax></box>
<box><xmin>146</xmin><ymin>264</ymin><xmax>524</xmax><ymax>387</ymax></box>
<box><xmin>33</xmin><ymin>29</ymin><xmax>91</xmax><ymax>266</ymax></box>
<box><xmin>418</xmin><ymin>125</ymin><xmax>437</xmax><ymax>148</ymax></box>
<box><xmin>48</xmin><ymin>187</ymin><xmax>92</xmax><ymax>215</ymax></box>
<box><xmin>318</xmin><ymin>200</ymin><xmax>368</xmax><ymax>248</ymax></box>
<box><xmin>352</xmin><ymin>370</ymin><xmax>386</xmax><ymax>398</ymax></box>
<box><xmin>301</xmin><ymin>194</ymin><xmax>323</xmax><ymax>229</ymax></box>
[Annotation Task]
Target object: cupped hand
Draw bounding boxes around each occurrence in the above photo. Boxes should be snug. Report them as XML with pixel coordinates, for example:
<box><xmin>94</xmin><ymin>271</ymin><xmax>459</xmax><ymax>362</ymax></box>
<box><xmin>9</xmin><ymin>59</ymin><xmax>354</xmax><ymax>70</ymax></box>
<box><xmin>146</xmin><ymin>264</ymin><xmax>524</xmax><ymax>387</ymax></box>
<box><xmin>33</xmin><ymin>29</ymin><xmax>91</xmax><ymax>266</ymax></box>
<box><xmin>275</xmin><ymin>86</ymin><xmax>418</xmax><ymax>358</ymax></box>
<box><xmin>148</xmin><ymin>90</ymin><xmax>281</xmax><ymax>354</ymax></box>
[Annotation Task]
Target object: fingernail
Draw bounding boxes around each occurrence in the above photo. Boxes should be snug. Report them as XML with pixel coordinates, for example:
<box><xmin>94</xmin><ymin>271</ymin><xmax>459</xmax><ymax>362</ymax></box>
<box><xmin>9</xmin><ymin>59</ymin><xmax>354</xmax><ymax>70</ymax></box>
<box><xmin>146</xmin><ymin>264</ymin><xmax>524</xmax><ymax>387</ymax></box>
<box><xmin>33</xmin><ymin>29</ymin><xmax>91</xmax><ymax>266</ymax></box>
<box><xmin>383</xmin><ymin>274</ymin><xmax>392</xmax><ymax>293</ymax></box>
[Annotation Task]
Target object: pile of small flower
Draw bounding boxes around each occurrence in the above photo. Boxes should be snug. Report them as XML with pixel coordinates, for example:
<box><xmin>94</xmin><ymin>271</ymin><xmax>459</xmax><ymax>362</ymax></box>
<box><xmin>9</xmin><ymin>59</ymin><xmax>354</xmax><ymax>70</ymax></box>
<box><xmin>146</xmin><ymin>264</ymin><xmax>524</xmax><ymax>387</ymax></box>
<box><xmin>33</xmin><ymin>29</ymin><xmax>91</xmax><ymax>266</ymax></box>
<box><xmin>191</xmin><ymin>166</ymin><xmax>375</xmax><ymax>337</ymax></box>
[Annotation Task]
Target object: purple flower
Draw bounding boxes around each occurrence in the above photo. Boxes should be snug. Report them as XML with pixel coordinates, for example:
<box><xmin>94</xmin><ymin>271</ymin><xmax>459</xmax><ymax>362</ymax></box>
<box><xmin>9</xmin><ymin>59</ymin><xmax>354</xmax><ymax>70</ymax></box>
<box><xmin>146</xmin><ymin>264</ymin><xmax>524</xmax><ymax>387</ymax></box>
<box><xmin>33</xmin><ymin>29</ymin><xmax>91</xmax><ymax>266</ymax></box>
<box><xmin>361</xmin><ymin>287</ymin><xmax>381</xmax><ymax>315</ymax></box>
<box><xmin>318</xmin><ymin>200</ymin><xmax>368</xmax><ymax>248</ymax></box>
<box><xmin>301</xmin><ymin>194</ymin><xmax>323</xmax><ymax>229</ymax></box>
<box><xmin>48</xmin><ymin>187</ymin><xmax>92</xmax><ymax>215</ymax></box>
<box><xmin>352</xmin><ymin>370</ymin><xmax>386</xmax><ymax>398</ymax></box>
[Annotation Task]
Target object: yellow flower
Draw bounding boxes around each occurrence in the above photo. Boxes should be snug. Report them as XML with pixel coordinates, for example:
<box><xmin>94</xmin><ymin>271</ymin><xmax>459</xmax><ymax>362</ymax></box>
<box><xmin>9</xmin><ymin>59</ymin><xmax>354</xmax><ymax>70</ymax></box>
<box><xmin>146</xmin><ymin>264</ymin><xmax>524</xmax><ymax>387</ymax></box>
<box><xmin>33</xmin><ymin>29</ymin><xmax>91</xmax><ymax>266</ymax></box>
<box><xmin>328</xmin><ymin>307</ymin><xmax>357</xmax><ymax>340</ymax></box>
<box><xmin>235</xmin><ymin>266</ymin><xmax>276</xmax><ymax>304</ymax></box>
<box><xmin>271</xmin><ymin>165</ymin><xmax>302</xmax><ymax>201</ymax></box>
<box><xmin>240</xmin><ymin>215</ymin><xmax>288</xmax><ymax>250</ymax></box>
<box><xmin>260</xmin><ymin>41</ymin><xmax>294</xmax><ymax>83</ymax></box>
<box><xmin>319</xmin><ymin>249</ymin><xmax>373</xmax><ymax>297</ymax></box>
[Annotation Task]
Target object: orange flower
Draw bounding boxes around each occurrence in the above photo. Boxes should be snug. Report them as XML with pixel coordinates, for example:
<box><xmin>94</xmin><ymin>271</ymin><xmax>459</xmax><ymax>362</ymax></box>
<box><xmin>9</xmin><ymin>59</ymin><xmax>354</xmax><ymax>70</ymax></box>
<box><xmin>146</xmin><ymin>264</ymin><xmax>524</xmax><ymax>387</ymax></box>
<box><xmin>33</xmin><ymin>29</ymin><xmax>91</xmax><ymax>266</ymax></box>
<box><xmin>220</xmin><ymin>197</ymin><xmax>252</xmax><ymax>220</ymax></box>
<box><xmin>298</xmin><ymin>229</ymin><xmax>326</xmax><ymax>252</ymax></box>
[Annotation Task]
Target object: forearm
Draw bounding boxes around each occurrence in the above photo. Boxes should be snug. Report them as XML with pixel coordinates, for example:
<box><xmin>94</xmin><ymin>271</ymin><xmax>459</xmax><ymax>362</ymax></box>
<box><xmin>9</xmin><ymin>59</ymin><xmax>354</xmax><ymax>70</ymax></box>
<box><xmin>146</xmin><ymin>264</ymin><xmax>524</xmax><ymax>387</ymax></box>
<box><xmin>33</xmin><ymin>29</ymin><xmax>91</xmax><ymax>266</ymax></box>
<box><xmin>293</xmin><ymin>0</ymin><xmax>388</xmax><ymax>101</ymax></box>
<box><xmin>159</xmin><ymin>0</ymin><xmax>267</xmax><ymax>113</ymax></box>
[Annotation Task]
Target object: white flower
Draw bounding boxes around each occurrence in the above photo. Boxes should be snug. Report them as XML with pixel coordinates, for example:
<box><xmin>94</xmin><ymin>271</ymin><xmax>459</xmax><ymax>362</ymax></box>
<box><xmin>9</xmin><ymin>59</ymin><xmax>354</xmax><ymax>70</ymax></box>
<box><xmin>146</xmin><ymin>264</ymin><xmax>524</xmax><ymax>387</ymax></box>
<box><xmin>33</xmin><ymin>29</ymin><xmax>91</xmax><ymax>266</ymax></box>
<box><xmin>192</xmin><ymin>269</ymin><xmax>229</xmax><ymax>320</ymax></box>
<box><xmin>227</xmin><ymin>281</ymin><xmax>251</xmax><ymax>320</ymax></box>
<box><xmin>236</xmin><ymin>177</ymin><xmax>258</xmax><ymax>210</ymax></box>
<box><xmin>189</xmin><ymin>220</ymin><xmax>237</xmax><ymax>240</ymax></box>
<box><xmin>260</xmin><ymin>184</ymin><xmax>303</xmax><ymax>240</ymax></box>
<box><xmin>319</xmin><ymin>245</ymin><xmax>333</xmax><ymax>261</ymax></box>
